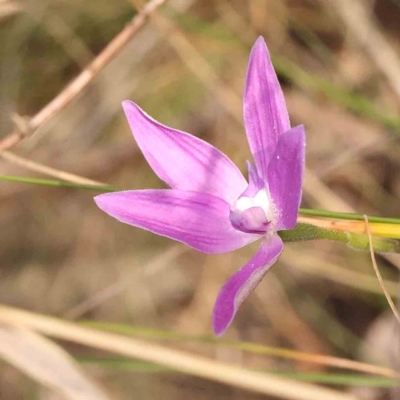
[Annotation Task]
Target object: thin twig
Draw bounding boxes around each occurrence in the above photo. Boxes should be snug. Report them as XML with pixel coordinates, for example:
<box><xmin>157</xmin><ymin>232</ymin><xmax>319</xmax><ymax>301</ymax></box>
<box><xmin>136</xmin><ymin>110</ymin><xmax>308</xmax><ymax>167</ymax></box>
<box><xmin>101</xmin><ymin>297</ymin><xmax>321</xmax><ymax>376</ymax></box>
<box><xmin>364</xmin><ymin>215</ymin><xmax>400</xmax><ymax>325</ymax></box>
<box><xmin>0</xmin><ymin>305</ymin><xmax>358</xmax><ymax>400</ymax></box>
<box><xmin>0</xmin><ymin>0</ymin><xmax>167</xmax><ymax>152</ymax></box>
<box><xmin>0</xmin><ymin>151</ymin><xmax>105</xmax><ymax>186</ymax></box>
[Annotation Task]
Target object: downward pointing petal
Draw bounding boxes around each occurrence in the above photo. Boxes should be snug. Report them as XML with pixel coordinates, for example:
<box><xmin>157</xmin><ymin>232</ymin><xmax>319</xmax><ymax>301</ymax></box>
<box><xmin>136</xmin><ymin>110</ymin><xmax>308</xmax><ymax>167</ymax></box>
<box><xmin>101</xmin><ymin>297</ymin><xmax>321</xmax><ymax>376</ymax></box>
<box><xmin>212</xmin><ymin>234</ymin><xmax>283</xmax><ymax>335</ymax></box>
<box><xmin>244</xmin><ymin>37</ymin><xmax>290</xmax><ymax>180</ymax></box>
<box><xmin>122</xmin><ymin>101</ymin><xmax>247</xmax><ymax>203</ymax></box>
<box><xmin>95</xmin><ymin>190</ymin><xmax>260</xmax><ymax>254</ymax></box>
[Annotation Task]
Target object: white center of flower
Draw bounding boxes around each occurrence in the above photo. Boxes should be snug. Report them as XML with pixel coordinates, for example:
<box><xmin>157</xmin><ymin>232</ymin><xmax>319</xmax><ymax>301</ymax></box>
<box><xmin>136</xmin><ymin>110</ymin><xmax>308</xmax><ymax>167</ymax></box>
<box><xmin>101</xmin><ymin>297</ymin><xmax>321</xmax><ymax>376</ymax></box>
<box><xmin>233</xmin><ymin>189</ymin><xmax>271</xmax><ymax>219</ymax></box>
<box><xmin>229</xmin><ymin>188</ymin><xmax>273</xmax><ymax>234</ymax></box>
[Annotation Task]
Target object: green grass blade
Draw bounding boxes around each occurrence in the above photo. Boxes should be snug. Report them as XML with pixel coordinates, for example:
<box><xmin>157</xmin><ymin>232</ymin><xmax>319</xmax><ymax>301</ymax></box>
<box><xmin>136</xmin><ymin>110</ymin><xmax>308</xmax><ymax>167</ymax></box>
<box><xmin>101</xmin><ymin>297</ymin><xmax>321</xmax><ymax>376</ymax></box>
<box><xmin>79</xmin><ymin>356</ymin><xmax>399</xmax><ymax>387</ymax></box>
<box><xmin>0</xmin><ymin>175</ymin><xmax>118</xmax><ymax>192</ymax></box>
<box><xmin>299</xmin><ymin>208</ymin><xmax>400</xmax><ymax>224</ymax></box>
<box><xmin>3</xmin><ymin>175</ymin><xmax>400</xmax><ymax>227</ymax></box>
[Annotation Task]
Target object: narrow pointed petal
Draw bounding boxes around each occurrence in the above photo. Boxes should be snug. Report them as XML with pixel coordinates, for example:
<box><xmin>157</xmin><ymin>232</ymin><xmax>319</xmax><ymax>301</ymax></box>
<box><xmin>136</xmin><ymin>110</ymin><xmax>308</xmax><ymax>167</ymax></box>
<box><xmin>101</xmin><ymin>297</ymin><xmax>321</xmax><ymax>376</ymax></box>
<box><xmin>122</xmin><ymin>101</ymin><xmax>247</xmax><ymax>203</ymax></box>
<box><xmin>241</xmin><ymin>161</ymin><xmax>265</xmax><ymax>197</ymax></box>
<box><xmin>212</xmin><ymin>234</ymin><xmax>283</xmax><ymax>335</ymax></box>
<box><xmin>95</xmin><ymin>190</ymin><xmax>260</xmax><ymax>254</ymax></box>
<box><xmin>244</xmin><ymin>37</ymin><xmax>290</xmax><ymax>179</ymax></box>
<box><xmin>268</xmin><ymin>125</ymin><xmax>305</xmax><ymax>230</ymax></box>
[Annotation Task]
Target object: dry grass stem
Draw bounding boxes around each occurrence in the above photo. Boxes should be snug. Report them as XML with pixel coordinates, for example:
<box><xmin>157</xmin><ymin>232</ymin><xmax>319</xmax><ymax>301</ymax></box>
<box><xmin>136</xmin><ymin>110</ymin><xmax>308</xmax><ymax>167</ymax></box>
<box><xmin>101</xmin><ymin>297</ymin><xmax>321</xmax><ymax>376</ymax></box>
<box><xmin>0</xmin><ymin>323</ymin><xmax>109</xmax><ymax>400</ymax></box>
<box><xmin>287</xmin><ymin>249</ymin><xmax>399</xmax><ymax>298</ymax></box>
<box><xmin>0</xmin><ymin>151</ymin><xmax>106</xmax><ymax>186</ymax></box>
<box><xmin>364</xmin><ymin>215</ymin><xmax>400</xmax><ymax>325</ymax></box>
<box><xmin>0</xmin><ymin>305</ymin><xmax>358</xmax><ymax>400</ymax></box>
<box><xmin>2</xmin><ymin>1</ymin><xmax>400</xmax><ymax>397</ymax></box>
<box><xmin>0</xmin><ymin>0</ymin><xmax>167</xmax><ymax>152</ymax></box>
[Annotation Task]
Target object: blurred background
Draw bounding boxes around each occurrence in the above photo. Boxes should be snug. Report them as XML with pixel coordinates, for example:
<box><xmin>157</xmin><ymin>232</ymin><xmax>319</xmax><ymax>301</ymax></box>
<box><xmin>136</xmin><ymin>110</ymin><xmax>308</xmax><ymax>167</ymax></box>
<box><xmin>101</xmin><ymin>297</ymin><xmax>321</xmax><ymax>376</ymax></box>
<box><xmin>1</xmin><ymin>0</ymin><xmax>400</xmax><ymax>399</ymax></box>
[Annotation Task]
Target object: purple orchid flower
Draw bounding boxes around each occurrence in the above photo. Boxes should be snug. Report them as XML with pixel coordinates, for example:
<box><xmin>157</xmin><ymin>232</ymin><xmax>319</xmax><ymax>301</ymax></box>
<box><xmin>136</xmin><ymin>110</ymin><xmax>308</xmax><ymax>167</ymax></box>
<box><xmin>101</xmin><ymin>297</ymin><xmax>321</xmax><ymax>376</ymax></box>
<box><xmin>94</xmin><ymin>37</ymin><xmax>305</xmax><ymax>336</ymax></box>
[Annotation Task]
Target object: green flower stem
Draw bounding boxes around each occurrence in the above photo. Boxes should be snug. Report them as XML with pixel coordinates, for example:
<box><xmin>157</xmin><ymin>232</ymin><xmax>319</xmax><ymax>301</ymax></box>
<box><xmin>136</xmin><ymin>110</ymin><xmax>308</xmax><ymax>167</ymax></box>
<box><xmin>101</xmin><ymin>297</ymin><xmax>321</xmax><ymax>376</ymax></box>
<box><xmin>0</xmin><ymin>175</ymin><xmax>118</xmax><ymax>192</ymax></box>
<box><xmin>279</xmin><ymin>223</ymin><xmax>348</xmax><ymax>243</ymax></box>
<box><xmin>279</xmin><ymin>223</ymin><xmax>400</xmax><ymax>254</ymax></box>
<box><xmin>2</xmin><ymin>175</ymin><xmax>400</xmax><ymax>248</ymax></box>
<box><xmin>2</xmin><ymin>175</ymin><xmax>399</xmax><ymax>224</ymax></box>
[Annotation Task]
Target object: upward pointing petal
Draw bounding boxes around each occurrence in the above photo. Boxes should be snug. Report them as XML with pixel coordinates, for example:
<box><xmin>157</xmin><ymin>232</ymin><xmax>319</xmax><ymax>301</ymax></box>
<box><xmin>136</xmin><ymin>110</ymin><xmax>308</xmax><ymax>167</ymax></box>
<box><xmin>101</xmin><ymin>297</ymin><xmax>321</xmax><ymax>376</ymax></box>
<box><xmin>122</xmin><ymin>101</ymin><xmax>247</xmax><ymax>204</ymax></box>
<box><xmin>241</xmin><ymin>160</ymin><xmax>265</xmax><ymax>197</ymax></box>
<box><xmin>268</xmin><ymin>125</ymin><xmax>305</xmax><ymax>231</ymax></box>
<box><xmin>244</xmin><ymin>37</ymin><xmax>290</xmax><ymax>180</ymax></box>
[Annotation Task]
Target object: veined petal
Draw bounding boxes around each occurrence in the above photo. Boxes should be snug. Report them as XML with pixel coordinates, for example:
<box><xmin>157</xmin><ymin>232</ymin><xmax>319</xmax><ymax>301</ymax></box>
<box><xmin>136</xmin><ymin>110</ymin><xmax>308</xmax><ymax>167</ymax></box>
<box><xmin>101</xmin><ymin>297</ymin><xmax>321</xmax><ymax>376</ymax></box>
<box><xmin>94</xmin><ymin>190</ymin><xmax>260</xmax><ymax>254</ymax></box>
<box><xmin>268</xmin><ymin>125</ymin><xmax>305</xmax><ymax>230</ymax></box>
<box><xmin>122</xmin><ymin>101</ymin><xmax>247</xmax><ymax>204</ymax></box>
<box><xmin>212</xmin><ymin>234</ymin><xmax>283</xmax><ymax>335</ymax></box>
<box><xmin>244</xmin><ymin>37</ymin><xmax>290</xmax><ymax>180</ymax></box>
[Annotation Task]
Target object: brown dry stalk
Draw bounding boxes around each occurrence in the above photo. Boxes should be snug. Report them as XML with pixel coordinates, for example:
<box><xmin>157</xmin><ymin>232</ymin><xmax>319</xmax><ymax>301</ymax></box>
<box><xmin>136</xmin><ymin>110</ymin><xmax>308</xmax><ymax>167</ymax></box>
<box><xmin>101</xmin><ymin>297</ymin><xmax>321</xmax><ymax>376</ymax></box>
<box><xmin>0</xmin><ymin>151</ymin><xmax>105</xmax><ymax>186</ymax></box>
<box><xmin>0</xmin><ymin>323</ymin><xmax>109</xmax><ymax>399</ymax></box>
<box><xmin>0</xmin><ymin>305</ymin><xmax>359</xmax><ymax>400</ymax></box>
<box><xmin>0</xmin><ymin>0</ymin><xmax>167</xmax><ymax>152</ymax></box>
<box><xmin>364</xmin><ymin>215</ymin><xmax>400</xmax><ymax>325</ymax></box>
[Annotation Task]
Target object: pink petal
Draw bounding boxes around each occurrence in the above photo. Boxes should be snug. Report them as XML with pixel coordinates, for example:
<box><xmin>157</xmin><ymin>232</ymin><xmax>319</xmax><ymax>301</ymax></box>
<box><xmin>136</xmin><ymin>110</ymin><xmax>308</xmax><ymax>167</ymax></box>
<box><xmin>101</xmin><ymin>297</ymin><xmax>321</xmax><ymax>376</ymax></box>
<box><xmin>243</xmin><ymin>37</ymin><xmax>290</xmax><ymax>180</ymax></box>
<box><xmin>268</xmin><ymin>125</ymin><xmax>305</xmax><ymax>230</ymax></box>
<box><xmin>241</xmin><ymin>160</ymin><xmax>265</xmax><ymax>197</ymax></box>
<box><xmin>122</xmin><ymin>101</ymin><xmax>247</xmax><ymax>204</ymax></box>
<box><xmin>212</xmin><ymin>234</ymin><xmax>283</xmax><ymax>335</ymax></box>
<box><xmin>95</xmin><ymin>190</ymin><xmax>260</xmax><ymax>254</ymax></box>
